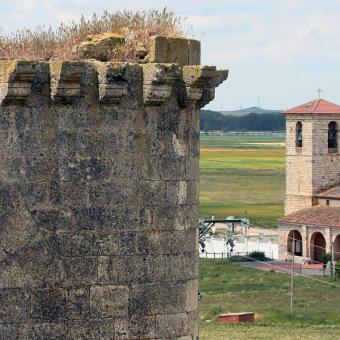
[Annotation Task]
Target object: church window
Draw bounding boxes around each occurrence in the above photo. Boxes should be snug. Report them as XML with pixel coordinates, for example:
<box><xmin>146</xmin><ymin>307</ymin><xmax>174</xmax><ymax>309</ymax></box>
<box><xmin>295</xmin><ymin>121</ymin><xmax>303</xmax><ymax>148</ymax></box>
<box><xmin>328</xmin><ymin>121</ymin><xmax>338</xmax><ymax>150</ymax></box>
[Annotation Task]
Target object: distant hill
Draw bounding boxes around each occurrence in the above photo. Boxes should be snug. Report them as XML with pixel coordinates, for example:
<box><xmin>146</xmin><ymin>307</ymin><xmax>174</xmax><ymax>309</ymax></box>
<box><xmin>220</xmin><ymin>106</ymin><xmax>283</xmax><ymax>116</ymax></box>
<box><xmin>201</xmin><ymin>109</ymin><xmax>285</xmax><ymax>132</ymax></box>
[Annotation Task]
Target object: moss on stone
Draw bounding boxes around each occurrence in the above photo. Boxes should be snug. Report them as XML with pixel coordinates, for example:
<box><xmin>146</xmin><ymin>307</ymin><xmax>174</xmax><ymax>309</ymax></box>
<box><xmin>0</xmin><ymin>61</ymin><xmax>18</xmax><ymax>82</ymax></box>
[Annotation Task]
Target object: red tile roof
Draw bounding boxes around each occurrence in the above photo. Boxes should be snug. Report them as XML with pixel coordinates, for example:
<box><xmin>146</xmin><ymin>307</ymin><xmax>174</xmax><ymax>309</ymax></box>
<box><xmin>285</xmin><ymin>99</ymin><xmax>340</xmax><ymax>114</ymax></box>
<box><xmin>278</xmin><ymin>206</ymin><xmax>340</xmax><ymax>227</ymax></box>
<box><xmin>317</xmin><ymin>185</ymin><xmax>340</xmax><ymax>199</ymax></box>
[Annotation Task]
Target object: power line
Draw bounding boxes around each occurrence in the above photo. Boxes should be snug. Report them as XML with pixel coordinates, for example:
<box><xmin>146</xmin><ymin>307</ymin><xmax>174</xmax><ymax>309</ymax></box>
<box><xmin>287</xmin><ymin>236</ymin><xmax>330</xmax><ymax>252</ymax></box>
<box><xmin>287</xmin><ymin>236</ymin><xmax>337</xmax><ymax>253</ymax></box>
<box><xmin>247</xmin><ymin>228</ymin><xmax>339</xmax><ymax>256</ymax></box>
<box><xmin>240</xmin><ymin>255</ymin><xmax>340</xmax><ymax>288</ymax></box>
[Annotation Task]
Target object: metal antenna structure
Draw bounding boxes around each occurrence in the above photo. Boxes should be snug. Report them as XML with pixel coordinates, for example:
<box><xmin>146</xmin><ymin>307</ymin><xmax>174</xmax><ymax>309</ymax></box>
<box><xmin>198</xmin><ymin>216</ymin><xmax>250</xmax><ymax>254</ymax></box>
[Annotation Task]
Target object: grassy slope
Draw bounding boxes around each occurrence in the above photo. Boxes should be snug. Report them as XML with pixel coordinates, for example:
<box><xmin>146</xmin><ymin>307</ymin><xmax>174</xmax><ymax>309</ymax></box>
<box><xmin>199</xmin><ymin>259</ymin><xmax>340</xmax><ymax>339</ymax></box>
<box><xmin>199</xmin><ymin>134</ymin><xmax>285</xmax><ymax>228</ymax></box>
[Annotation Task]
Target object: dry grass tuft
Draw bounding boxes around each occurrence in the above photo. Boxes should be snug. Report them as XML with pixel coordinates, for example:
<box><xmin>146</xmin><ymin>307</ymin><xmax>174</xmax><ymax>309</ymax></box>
<box><xmin>0</xmin><ymin>8</ymin><xmax>185</xmax><ymax>61</ymax></box>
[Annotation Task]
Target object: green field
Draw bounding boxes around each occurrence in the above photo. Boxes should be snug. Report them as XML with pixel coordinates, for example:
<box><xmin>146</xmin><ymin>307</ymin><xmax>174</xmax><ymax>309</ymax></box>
<box><xmin>199</xmin><ymin>260</ymin><xmax>340</xmax><ymax>339</ymax></box>
<box><xmin>198</xmin><ymin>134</ymin><xmax>340</xmax><ymax>338</ymax></box>
<box><xmin>199</xmin><ymin>133</ymin><xmax>285</xmax><ymax>228</ymax></box>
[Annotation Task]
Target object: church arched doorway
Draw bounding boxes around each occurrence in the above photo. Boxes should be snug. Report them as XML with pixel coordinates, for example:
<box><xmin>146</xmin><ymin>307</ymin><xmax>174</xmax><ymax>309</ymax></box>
<box><xmin>310</xmin><ymin>232</ymin><xmax>326</xmax><ymax>262</ymax></box>
<box><xmin>287</xmin><ymin>230</ymin><xmax>303</xmax><ymax>256</ymax></box>
<box><xmin>333</xmin><ymin>234</ymin><xmax>340</xmax><ymax>261</ymax></box>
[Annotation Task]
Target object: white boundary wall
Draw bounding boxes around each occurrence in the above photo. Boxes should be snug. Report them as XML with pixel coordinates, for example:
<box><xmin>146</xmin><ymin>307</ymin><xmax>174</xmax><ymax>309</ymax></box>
<box><xmin>200</xmin><ymin>235</ymin><xmax>279</xmax><ymax>259</ymax></box>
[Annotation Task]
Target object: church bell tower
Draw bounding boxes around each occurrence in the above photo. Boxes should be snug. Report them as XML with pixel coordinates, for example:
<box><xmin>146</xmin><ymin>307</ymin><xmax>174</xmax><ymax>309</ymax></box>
<box><xmin>285</xmin><ymin>99</ymin><xmax>340</xmax><ymax>215</ymax></box>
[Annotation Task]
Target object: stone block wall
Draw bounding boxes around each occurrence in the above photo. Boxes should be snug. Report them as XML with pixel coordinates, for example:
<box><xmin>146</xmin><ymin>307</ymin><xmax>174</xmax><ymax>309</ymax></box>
<box><xmin>310</xmin><ymin>116</ymin><xmax>340</xmax><ymax>194</ymax></box>
<box><xmin>0</xmin><ymin>50</ymin><xmax>227</xmax><ymax>339</ymax></box>
<box><xmin>285</xmin><ymin>116</ymin><xmax>314</xmax><ymax>215</ymax></box>
<box><xmin>148</xmin><ymin>36</ymin><xmax>201</xmax><ymax>66</ymax></box>
<box><xmin>285</xmin><ymin>114</ymin><xmax>340</xmax><ymax>215</ymax></box>
<box><xmin>277</xmin><ymin>224</ymin><xmax>304</xmax><ymax>260</ymax></box>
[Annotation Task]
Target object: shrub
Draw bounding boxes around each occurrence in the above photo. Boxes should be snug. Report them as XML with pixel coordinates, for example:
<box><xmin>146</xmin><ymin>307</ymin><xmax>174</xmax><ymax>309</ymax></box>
<box><xmin>0</xmin><ymin>8</ymin><xmax>184</xmax><ymax>61</ymax></box>
<box><xmin>248</xmin><ymin>251</ymin><xmax>267</xmax><ymax>261</ymax></box>
<box><xmin>322</xmin><ymin>253</ymin><xmax>332</xmax><ymax>264</ymax></box>
<box><xmin>335</xmin><ymin>261</ymin><xmax>340</xmax><ymax>278</ymax></box>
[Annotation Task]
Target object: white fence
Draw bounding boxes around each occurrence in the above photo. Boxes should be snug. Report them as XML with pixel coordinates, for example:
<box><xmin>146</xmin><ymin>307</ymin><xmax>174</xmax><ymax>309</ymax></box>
<box><xmin>200</xmin><ymin>235</ymin><xmax>279</xmax><ymax>260</ymax></box>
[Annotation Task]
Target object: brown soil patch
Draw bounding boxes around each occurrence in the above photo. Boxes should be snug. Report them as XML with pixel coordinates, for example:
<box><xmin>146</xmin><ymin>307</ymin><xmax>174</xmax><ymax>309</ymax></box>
<box><xmin>201</xmin><ymin>147</ymin><xmax>241</xmax><ymax>153</ymax></box>
<box><xmin>255</xmin><ymin>313</ymin><xmax>264</xmax><ymax>320</ymax></box>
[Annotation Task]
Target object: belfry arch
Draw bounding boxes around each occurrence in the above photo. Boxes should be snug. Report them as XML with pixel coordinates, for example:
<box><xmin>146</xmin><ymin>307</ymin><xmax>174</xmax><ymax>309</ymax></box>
<box><xmin>287</xmin><ymin>230</ymin><xmax>303</xmax><ymax>256</ymax></box>
<box><xmin>328</xmin><ymin>121</ymin><xmax>338</xmax><ymax>150</ymax></box>
<box><xmin>295</xmin><ymin>121</ymin><xmax>303</xmax><ymax>147</ymax></box>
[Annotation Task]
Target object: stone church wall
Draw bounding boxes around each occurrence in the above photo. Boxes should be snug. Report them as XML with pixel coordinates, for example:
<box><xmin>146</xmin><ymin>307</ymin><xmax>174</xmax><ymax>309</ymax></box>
<box><xmin>285</xmin><ymin>116</ymin><xmax>314</xmax><ymax>214</ymax></box>
<box><xmin>285</xmin><ymin>114</ymin><xmax>340</xmax><ymax>215</ymax></box>
<box><xmin>311</xmin><ymin>116</ymin><xmax>340</xmax><ymax>195</ymax></box>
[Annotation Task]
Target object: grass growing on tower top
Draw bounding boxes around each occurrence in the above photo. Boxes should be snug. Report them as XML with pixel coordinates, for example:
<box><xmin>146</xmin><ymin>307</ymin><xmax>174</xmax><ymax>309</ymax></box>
<box><xmin>0</xmin><ymin>8</ymin><xmax>184</xmax><ymax>61</ymax></box>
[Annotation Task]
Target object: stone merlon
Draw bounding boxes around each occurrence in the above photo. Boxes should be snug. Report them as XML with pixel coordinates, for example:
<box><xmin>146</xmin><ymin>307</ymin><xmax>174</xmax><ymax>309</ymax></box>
<box><xmin>0</xmin><ymin>60</ymin><xmax>228</xmax><ymax>107</ymax></box>
<box><xmin>0</xmin><ymin>36</ymin><xmax>228</xmax><ymax>107</ymax></box>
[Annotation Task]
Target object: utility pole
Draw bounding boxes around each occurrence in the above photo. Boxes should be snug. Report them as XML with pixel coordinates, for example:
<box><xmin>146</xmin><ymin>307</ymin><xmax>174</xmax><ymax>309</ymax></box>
<box><xmin>290</xmin><ymin>236</ymin><xmax>295</xmax><ymax>318</ymax></box>
<box><xmin>331</xmin><ymin>241</ymin><xmax>335</xmax><ymax>276</ymax></box>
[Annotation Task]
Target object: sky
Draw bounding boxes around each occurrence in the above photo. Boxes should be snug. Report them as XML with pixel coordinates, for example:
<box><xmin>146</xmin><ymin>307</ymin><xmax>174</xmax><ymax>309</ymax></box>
<box><xmin>1</xmin><ymin>0</ymin><xmax>340</xmax><ymax>111</ymax></box>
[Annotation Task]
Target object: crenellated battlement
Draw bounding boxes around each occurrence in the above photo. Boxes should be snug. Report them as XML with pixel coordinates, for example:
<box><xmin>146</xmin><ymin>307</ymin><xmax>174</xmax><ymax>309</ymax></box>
<box><xmin>0</xmin><ymin>59</ymin><xmax>227</xmax><ymax>107</ymax></box>
<box><xmin>0</xmin><ymin>36</ymin><xmax>228</xmax><ymax>340</ymax></box>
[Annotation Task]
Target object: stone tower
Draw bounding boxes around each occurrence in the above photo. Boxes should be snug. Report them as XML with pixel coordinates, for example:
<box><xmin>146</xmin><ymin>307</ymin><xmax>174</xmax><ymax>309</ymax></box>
<box><xmin>0</xmin><ymin>37</ymin><xmax>227</xmax><ymax>339</ymax></box>
<box><xmin>285</xmin><ymin>99</ymin><xmax>340</xmax><ymax>215</ymax></box>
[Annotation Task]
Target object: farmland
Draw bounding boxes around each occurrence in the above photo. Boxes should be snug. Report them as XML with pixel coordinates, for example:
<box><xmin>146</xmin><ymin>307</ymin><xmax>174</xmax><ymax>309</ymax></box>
<box><xmin>199</xmin><ymin>133</ymin><xmax>285</xmax><ymax>228</ymax></box>
<box><xmin>198</xmin><ymin>135</ymin><xmax>340</xmax><ymax>339</ymax></box>
<box><xmin>199</xmin><ymin>259</ymin><xmax>340</xmax><ymax>339</ymax></box>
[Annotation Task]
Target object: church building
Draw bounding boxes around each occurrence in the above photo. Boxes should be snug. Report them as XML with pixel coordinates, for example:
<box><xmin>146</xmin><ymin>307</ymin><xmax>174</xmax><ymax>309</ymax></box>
<box><xmin>278</xmin><ymin>99</ymin><xmax>340</xmax><ymax>262</ymax></box>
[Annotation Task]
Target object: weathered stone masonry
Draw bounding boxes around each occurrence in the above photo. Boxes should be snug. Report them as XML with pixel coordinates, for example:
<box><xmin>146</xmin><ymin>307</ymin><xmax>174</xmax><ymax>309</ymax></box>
<box><xmin>285</xmin><ymin>114</ymin><xmax>340</xmax><ymax>215</ymax></box>
<box><xmin>0</xmin><ymin>40</ymin><xmax>227</xmax><ymax>339</ymax></box>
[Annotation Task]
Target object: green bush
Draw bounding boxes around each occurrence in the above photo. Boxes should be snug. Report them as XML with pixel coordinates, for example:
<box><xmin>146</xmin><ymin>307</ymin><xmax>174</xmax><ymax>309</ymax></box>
<box><xmin>248</xmin><ymin>251</ymin><xmax>267</xmax><ymax>261</ymax></box>
<box><xmin>322</xmin><ymin>253</ymin><xmax>332</xmax><ymax>264</ymax></box>
<box><xmin>335</xmin><ymin>261</ymin><xmax>340</xmax><ymax>278</ymax></box>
